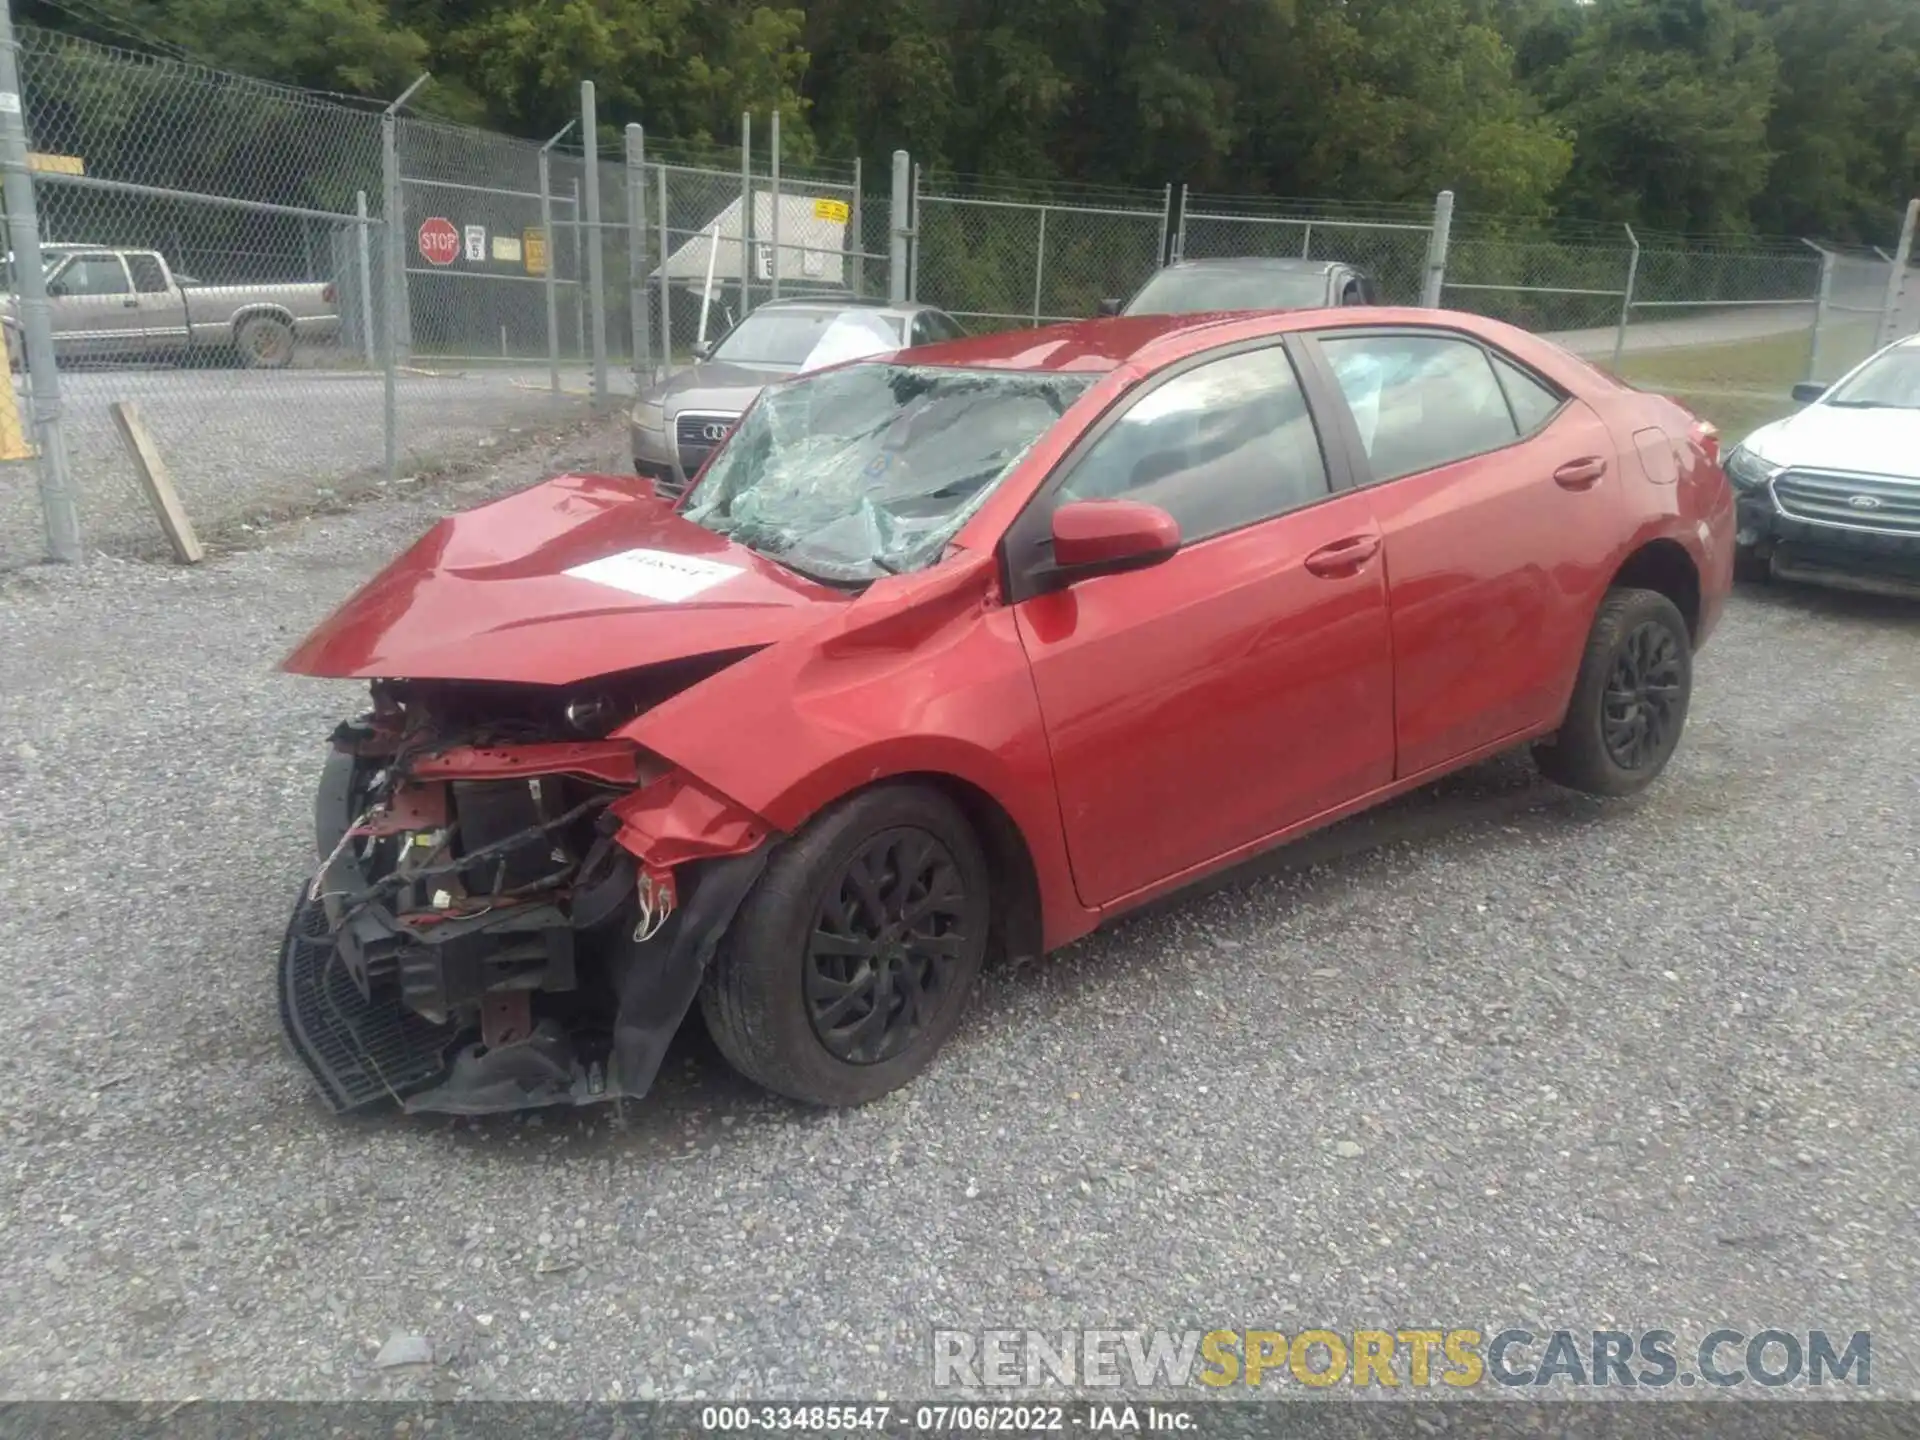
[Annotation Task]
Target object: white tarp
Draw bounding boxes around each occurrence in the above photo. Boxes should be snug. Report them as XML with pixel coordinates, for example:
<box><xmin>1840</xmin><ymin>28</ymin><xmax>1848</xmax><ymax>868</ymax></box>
<box><xmin>653</xmin><ymin>192</ymin><xmax>848</xmax><ymax>287</ymax></box>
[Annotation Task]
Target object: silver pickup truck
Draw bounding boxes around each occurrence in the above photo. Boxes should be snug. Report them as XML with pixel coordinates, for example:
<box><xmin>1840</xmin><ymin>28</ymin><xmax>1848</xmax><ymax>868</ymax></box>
<box><xmin>5</xmin><ymin>245</ymin><xmax>340</xmax><ymax>369</ymax></box>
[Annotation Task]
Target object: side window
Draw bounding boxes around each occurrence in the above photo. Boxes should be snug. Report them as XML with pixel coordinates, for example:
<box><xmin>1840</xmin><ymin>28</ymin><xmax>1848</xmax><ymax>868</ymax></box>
<box><xmin>126</xmin><ymin>255</ymin><xmax>170</xmax><ymax>294</ymax></box>
<box><xmin>913</xmin><ymin>312</ymin><xmax>965</xmax><ymax>345</ymax></box>
<box><xmin>49</xmin><ymin>256</ymin><xmax>131</xmax><ymax>298</ymax></box>
<box><xmin>1320</xmin><ymin>333</ymin><xmax>1520</xmax><ymax>482</ymax></box>
<box><xmin>1490</xmin><ymin>352</ymin><xmax>1565</xmax><ymax>436</ymax></box>
<box><xmin>1057</xmin><ymin>346</ymin><xmax>1330</xmax><ymax>542</ymax></box>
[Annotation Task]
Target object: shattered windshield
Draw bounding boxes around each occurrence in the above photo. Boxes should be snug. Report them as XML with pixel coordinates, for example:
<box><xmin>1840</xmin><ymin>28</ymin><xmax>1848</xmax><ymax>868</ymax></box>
<box><xmin>683</xmin><ymin>363</ymin><xmax>1094</xmax><ymax>583</ymax></box>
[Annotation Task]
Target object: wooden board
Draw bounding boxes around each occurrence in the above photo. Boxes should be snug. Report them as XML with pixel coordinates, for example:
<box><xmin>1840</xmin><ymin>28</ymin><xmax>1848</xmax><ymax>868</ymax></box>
<box><xmin>109</xmin><ymin>400</ymin><xmax>204</xmax><ymax>564</ymax></box>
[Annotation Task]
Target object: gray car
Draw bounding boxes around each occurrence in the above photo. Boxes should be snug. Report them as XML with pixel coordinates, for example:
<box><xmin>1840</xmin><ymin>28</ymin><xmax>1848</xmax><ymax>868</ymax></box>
<box><xmin>630</xmin><ymin>297</ymin><xmax>968</xmax><ymax>497</ymax></box>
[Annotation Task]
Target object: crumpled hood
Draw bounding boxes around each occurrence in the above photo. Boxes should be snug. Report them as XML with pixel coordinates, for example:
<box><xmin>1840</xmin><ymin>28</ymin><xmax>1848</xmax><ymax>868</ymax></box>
<box><xmin>1746</xmin><ymin>405</ymin><xmax>1920</xmax><ymax>481</ymax></box>
<box><xmin>282</xmin><ymin>473</ymin><xmax>851</xmax><ymax>684</ymax></box>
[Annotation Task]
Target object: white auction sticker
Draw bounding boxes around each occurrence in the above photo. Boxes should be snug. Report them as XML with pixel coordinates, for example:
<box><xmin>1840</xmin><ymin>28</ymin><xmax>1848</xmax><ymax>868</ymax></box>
<box><xmin>563</xmin><ymin>547</ymin><xmax>743</xmax><ymax>602</ymax></box>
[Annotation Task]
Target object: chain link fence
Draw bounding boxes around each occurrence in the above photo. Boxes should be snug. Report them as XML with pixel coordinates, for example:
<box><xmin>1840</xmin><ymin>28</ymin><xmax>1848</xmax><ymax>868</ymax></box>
<box><xmin>910</xmin><ymin>176</ymin><xmax>1167</xmax><ymax>329</ymax></box>
<box><xmin>2</xmin><ymin>5</ymin><xmax>1916</xmax><ymax>568</ymax></box>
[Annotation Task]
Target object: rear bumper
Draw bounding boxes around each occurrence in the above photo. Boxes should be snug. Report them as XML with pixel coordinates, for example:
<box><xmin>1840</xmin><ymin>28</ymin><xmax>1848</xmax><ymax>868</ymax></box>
<box><xmin>280</xmin><ymin>746</ymin><xmax>769</xmax><ymax>1115</ymax></box>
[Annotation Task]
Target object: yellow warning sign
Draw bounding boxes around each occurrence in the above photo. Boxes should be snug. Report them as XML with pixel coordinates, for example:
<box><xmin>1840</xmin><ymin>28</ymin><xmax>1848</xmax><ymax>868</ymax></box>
<box><xmin>524</xmin><ymin>227</ymin><xmax>549</xmax><ymax>276</ymax></box>
<box><xmin>0</xmin><ymin>326</ymin><xmax>37</xmax><ymax>461</ymax></box>
<box><xmin>27</xmin><ymin>152</ymin><xmax>84</xmax><ymax>175</ymax></box>
<box><xmin>813</xmin><ymin>197</ymin><xmax>850</xmax><ymax>225</ymax></box>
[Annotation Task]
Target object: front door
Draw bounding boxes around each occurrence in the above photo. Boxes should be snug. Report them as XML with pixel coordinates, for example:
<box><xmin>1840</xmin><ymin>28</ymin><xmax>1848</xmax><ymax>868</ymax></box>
<box><xmin>1010</xmin><ymin>341</ymin><xmax>1397</xmax><ymax>908</ymax></box>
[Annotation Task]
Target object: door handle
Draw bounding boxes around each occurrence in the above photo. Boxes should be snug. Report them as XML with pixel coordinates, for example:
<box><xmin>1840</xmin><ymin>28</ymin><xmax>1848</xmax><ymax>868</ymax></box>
<box><xmin>122</xmin><ymin>297</ymin><xmax>140</xmax><ymax>308</ymax></box>
<box><xmin>1553</xmin><ymin>456</ymin><xmax>1607</xmax><ymax>491</ymax></box>
<box><xmin>1303</xmin><ymin>533</ymin><xmax>1382</xmax><ymax>578</ymax></box>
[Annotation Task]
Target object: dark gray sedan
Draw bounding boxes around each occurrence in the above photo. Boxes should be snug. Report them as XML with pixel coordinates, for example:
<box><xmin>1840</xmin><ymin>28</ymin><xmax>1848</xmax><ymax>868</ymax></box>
<box><xmin>631</xmin><ymin>298</ymin><xmax>968</xmax><ymax>497</ymax></box>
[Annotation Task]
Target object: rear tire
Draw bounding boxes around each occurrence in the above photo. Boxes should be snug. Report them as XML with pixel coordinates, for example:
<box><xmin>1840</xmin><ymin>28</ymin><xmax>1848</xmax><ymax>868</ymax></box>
<box><xmin>236</xmin><ymin>315</ymin><xmax>295</xmax><ymax>370</ymax></box>
<box><xmin>1534</xmin><ymin>587</ymin><xmax>1693</xmax><ymax>798</ymax></box>
<box><xmin>700</xmin><ymin>784</ymin><xmax>990</xmax><ymax>1107</ymax></box>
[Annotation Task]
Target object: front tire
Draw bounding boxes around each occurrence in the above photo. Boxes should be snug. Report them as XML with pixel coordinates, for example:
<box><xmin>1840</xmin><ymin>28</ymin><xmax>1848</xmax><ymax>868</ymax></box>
<box><xmin>236</xmin><ymin>314</ymin><xmax>295</xmax><ymax>370</ymax></box>
<box><xmin>1534</xmin><ymin>587</ymin><xmax>1693</xmax><ymax>798</ymax></box>
<box><xmin>700</xmin><ymin>784</ymin><xmax>990</xmax><ymax>1106</ymax></box>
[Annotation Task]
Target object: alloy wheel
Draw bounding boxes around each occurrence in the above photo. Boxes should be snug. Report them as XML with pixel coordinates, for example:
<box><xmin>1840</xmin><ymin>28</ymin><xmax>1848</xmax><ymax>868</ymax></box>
<box><xmin>804</xmin><ymin>826</ymin><xmax>972</xmax><ymax>1065</ymax></box>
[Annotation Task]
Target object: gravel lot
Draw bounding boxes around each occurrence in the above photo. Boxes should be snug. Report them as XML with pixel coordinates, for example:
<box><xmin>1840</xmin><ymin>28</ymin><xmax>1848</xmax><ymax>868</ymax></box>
<box><xmin>1</xmin><ymin>432</ymin><xmax>1917</xmax><ymax>1402</ymax></box>
<box><xmin>0</xmin><ymin>361</ymin><xmax>621</xmax><ymax>569</ymax></box>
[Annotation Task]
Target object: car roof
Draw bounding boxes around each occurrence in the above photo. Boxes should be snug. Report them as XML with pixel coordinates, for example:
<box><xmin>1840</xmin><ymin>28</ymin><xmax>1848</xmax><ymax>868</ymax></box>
<box><xmin>748</xmin><ymin>296</ymin><xmax>944</xmax><ymax>320</ymax></box>
<box><xmin>896</xmin><ymin>306</ymin><xmax>1542</xmax><ymax>376</ymax></box>
<box><xmin>1158</xmin><ymin>256</ymin><xmax>1346</xmax><ymax>276</ymax></box>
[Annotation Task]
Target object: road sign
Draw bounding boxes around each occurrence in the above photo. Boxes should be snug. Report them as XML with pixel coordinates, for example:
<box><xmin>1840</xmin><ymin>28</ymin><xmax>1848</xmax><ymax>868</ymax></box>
<box><xmin>418</xmin><ymin>217</ymin><xmax>459</xmax><ymax>266</ymax></box>
<box><xmin>464</xmin><ymin>224</ymin><xmax>487</xmax><ymax>263</ymax></box>
<box><xmin>524</xmin><ymin>228</ymin><xmax>549</xmax><ymax>276</ymax></box>
<box><xmin>492</xmin><ymin>235</ymin><xmax>523</xmax><ymax>264</ymax></box>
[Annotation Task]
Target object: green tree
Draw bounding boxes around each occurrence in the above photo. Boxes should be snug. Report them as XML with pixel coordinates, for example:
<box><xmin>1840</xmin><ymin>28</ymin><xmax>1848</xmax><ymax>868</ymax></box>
<box><xmin>1531</xmin><ymin>0</ymin><xmax>1778</xmax><ymax>234</ymax></box>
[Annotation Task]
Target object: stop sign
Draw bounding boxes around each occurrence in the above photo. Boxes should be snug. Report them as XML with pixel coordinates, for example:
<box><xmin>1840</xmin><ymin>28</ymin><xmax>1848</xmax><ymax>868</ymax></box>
<box><xmin>418</xmin><ymin>217</ymin><xmax>460</xmax><ymax>266</ymax></box>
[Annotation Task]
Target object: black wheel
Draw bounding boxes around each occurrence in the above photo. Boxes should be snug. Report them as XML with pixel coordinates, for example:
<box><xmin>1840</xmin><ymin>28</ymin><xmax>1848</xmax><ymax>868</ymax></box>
<box><xmin>1733</xmin><ymin>541</ymin><xmax>1770</xmax><ymax>584</ymax></box>
<box><xmin>236</xmin><ymin>315</ymin><xmax>296</xmax><ymax>370</ymax></box>
<box><xmin>699</xmin><ymin>784</ymin><xmax>990</xmax><ymax>1106</ymax></box>
<box><xmin>1534</xmin><ymin>587</ymin><xmax>1693</xmax><ymax>798</ymax></box>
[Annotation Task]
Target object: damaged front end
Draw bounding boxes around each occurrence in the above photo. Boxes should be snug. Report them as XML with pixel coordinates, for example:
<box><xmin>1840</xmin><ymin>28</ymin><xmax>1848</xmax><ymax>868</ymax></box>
<box><xmin>279</xmin><ymin>675</ymin><xmax>773</xmax><ymax>1116</ymax></box>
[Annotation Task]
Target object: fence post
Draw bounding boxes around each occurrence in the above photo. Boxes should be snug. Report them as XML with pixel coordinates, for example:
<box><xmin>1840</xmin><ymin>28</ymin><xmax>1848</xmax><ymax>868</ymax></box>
<box><xmin>1156</xmin><ymin>185</ymin><xmax>1171</xmax><ymax>270</ymax></box>
<box><xmin>379</xmin><ymin>77</ymin><xmax>427</xmax><ymax>484</ymax></box>
<box><xmin>1421</xmin><ymin>190</ymin><xmax>1454</xmax><ymax>308</ymax></box>
<box><xmin>889</xmin><ymin>150</ymin><xmax>910</xmax><ymax>302</ymax></box>
<box><xmin>1612</xmin><ymin>223</ymin><xmax>1640</xmax><ymax>373</ymax></box>
<box><xmin>0</xmin><ymin>0</ymin><xmax>80</xmax><ymax>562</ymax></box>
<box><xmin>1174</xmin><ymin>183</ymin><xmax>1189</xmax><ymax>262</ymax></box>
<box><xmin>739</xmin><ymin>112</ymin><xmax>752</xmax><ymax>319</ymax></box>
<box><xmin>626</xmin><ymin>123</ymin><xmax>651</xmax><ymax>385</ymax></box>
<box><xmin>581</xmin><ymin>82</ymin><xmax>609</xmax><ymax>408</ymax></box>
<box><xmin>657</xmin><ymin>164</ymin><xmax>671</xmax><ymax>371</ymax></box>
<box><xmin>909</xmin><ymin>162</ymin><xmax>921</xmax><ymax>300</ymax></box>
<box><xmin>352</xmin><ymin>192</ymin><xmax>376</xmax><ymax>367</ymax></box>
<box><xmin>1880</xmin><ymin>198</ymin><xmax>1918</xmax><ymax>346</ymax></box>
<box><xmin>769</xmin><ymin>109</ymin><xmax>782</xmax><ymax>301</ymax></box>
<box><xmin>850</xmin><ymin>156</ymin><xmax>864</xmax><ymax>298</ymax></box>
<box><xmin>1302</xmin><ymin>222</ymin><xmax>1313</xmax><ymax>261</ymax></box>
<box><xmin>1031</xmin><ymin>205</ymin><xmax>1048</xmax><ymax>324</ymax></box>
<box><xmin>538</xmin><ymin>120</ymin><xmax>573</xmax><ymax>399</ymax></box>
<box><xmin>1802</xmin><ymin>239</ymin><xmax>1834</xmax><ymax>384</ymax></box>
<box><xmin>571</xmin><ymin>178</ymin><xmax>585</xmax><ymax>356</ymax></box>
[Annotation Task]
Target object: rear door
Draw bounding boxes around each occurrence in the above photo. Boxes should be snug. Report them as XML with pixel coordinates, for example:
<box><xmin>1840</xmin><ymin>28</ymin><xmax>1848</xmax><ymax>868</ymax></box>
<box><xmin>1007</xmin><ymin>338</ymin><xmax>1396</xmax><ymax>907</ymax></box>
<box><xmin>1301</xmin><ymin>326</ymin><xmax>1624</xmax><ymax>776</ymax></box>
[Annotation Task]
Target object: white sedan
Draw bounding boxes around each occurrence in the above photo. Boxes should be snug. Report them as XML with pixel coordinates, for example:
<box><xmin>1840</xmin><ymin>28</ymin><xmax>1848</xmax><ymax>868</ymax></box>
<box><xmin>1723</xmin><ymin>332</ymin><xmax>1920</xmax><ymax>598</ymax></box>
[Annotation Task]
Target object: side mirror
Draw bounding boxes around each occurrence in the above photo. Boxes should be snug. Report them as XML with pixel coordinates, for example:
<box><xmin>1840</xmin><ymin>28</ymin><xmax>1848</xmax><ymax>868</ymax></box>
<box><xmin>690</xmin><ymin>340</ymin><xmax>713</xmax><ymax>362</ymax></box>
<box><xmin>1791</xmin><ymin>381</ymin><xmax>1827</xmax><ymax>405</ymax></box>
<box><xmin>1097</xmin><ymin>298</ymin><xmax>1123</xmax><ymax>317</ymax></box>
<box><xmin>1046</xmin><ymin>499</ymin><xmax>1180</xmax><ymax>586</ymax></box>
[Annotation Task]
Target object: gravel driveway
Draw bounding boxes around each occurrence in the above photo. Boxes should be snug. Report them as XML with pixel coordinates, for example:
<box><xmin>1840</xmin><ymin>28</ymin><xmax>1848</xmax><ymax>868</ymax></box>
<box><xmin>1</xmin><ymin>437</ymin><xmax>1916</xmax><ymax>1401</ymax></box>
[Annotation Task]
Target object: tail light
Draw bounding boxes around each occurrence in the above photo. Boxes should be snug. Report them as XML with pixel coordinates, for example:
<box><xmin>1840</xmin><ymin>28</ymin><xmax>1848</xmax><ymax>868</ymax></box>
<box><xmin>322</xmin><ymin>282</ymin><xmax>337</xmax><ymax>304</ymax></box>
<box><xmin>1690</xmin><ymin>419</ymin><xmax>1721</xmax><ymax>466</ymax></box>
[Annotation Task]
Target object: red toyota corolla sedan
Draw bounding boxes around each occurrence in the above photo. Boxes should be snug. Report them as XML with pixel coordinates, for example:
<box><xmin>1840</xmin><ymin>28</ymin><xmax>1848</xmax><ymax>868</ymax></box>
<box><xmin>279</xmin><ymin>307</ymin><xmax>1733</xmax><ymax>1116</ymax></box>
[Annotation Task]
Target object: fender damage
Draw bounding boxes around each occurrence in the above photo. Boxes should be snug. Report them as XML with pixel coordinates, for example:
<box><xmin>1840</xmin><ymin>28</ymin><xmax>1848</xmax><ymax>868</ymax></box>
<box><xmin>278</xmin><ymin>685</ymin><xmax>779</xmax><ymax>1115</ymax></box>
<box><xmin>274</xmin><ymin>473</ymin><xmax>848</xmax><ymax>1115</ymax></box>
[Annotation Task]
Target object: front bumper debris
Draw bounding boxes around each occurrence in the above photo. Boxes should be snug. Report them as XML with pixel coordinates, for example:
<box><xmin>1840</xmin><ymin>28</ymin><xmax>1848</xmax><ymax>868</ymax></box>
<box><xmin>279</xmin><ymin>742</ymin><xmax>771</xmax><ymax>1116</ymax></box>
